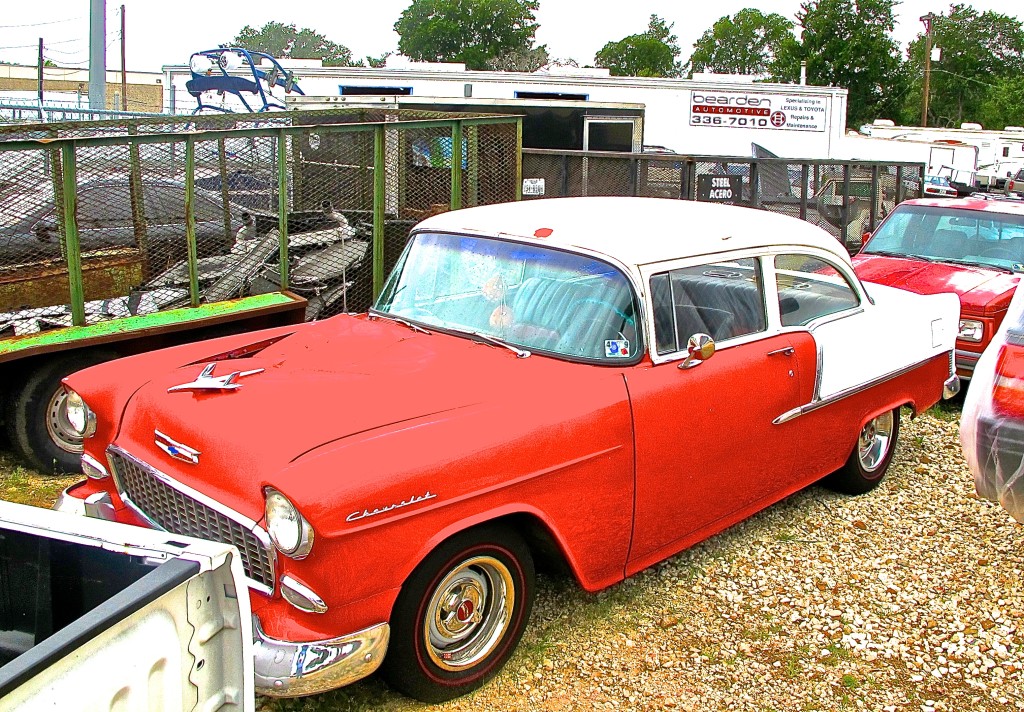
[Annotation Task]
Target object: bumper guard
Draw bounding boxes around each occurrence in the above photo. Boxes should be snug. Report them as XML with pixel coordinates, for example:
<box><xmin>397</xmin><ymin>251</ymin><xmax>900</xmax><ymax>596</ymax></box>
<box><xmin>253</xmin><ymin>616</ymin><xmax>390</xmax><ymax>697</ymax></box>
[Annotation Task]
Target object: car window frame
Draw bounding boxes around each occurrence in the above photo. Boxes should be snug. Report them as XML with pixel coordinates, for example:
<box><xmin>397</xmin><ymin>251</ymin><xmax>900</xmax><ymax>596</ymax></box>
<box><xmin>378</xmin><ymin>229</ymin><xmax>650</xmax><ymax>367</ymax></box>
<box><xmin>767</xmin><ymin>248</ymin><xmax>868</xmax><ymax>331</ymax></box>
<box><xmin>640</xmin><ymin>248</ymin><xmax>775</xmax><ymax>366</ymax></box>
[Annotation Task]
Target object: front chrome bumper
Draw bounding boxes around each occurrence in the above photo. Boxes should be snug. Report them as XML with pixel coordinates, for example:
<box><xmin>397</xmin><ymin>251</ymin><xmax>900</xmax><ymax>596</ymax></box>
<box><xmin>253</xmin><ymin>616</ymin><xmax>390</xmax><ymax>697</ymax></box>
<box><xmin>943</xmin><ymin>374</ymin><xmax>961</xmax><ymax>400</ymax></box>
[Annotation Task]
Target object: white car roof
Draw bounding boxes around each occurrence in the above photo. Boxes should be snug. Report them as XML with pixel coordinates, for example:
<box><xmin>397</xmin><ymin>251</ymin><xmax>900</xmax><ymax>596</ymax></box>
<box><xmin>416</xmin><ymin>197</ymin><xmax>846</xmax><ymax>268</ymax></box>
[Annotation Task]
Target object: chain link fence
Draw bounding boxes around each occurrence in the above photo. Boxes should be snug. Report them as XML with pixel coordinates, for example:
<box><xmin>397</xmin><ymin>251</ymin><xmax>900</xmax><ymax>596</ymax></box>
<box><xmin>0</xmin><ymin>109</ymin><xmax>520</xmax><ymax>338</ymax></box>
<box><xmin>523</xmin><ymin>149</ymin><xmax>925</xmax><ymax>253</ymax></box>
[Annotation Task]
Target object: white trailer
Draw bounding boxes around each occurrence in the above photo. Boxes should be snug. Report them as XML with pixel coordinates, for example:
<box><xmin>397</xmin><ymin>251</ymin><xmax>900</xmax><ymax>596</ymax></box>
<box><xmin>163</xmin><ymin>60</ymin><xmax>849</xmax><ymax>159</ymax></box>
<box><xmin>860</xmin><ymin>121</ymin><xmax>1024</xmax><ymax>189</ymax></box>
<box><xmin>836</xmin><ymin>133</ymin><xmax>979</xmax><ymax>189</ymax></box>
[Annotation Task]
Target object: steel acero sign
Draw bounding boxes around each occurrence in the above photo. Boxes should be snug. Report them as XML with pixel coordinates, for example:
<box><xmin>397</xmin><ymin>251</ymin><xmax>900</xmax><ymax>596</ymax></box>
<box><xmin>690</xmin><ymin>92</ymin><xmax>827</xmax><ymax>132</ymax></box>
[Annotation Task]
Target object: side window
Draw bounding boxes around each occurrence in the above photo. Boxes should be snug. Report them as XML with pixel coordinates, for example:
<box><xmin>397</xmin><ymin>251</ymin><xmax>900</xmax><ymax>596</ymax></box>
<box><xmin>775</xmin><ymin>255</ymin><xmax>860</xmax><ymax>327</ymax></box>
<box><xmin>650</xmin><ymin>257</ymin><xmax>766</xmax><ymax>355</ymax></box>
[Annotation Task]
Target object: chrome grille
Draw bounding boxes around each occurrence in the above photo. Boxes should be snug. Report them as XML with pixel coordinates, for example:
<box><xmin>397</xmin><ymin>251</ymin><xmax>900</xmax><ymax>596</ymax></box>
<box><xmin>108</xmin><ymin>448</ymin><xmax>275</xmax><ymax>591</ymax></box>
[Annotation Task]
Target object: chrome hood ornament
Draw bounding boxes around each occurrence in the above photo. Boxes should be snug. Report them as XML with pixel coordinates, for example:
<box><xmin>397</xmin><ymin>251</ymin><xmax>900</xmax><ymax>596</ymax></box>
<box><xmin>167</xmin><ymin>363</ymin><xmax>264</xmax><ymax>393</ymax></box>
<box><xmin>154</xmin><ymin>430</ymin><xmax>201</xmax><ymax>465</ymax></box>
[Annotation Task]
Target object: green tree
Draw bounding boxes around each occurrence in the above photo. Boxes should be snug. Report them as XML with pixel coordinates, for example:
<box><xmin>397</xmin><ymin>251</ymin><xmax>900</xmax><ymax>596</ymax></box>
<box><xmin>595</xmin><ymin>14</ymin><xmax>682</xmax><ymax>78</ymax></box>
<box><xmin>487</xmin><ymin>46</ymin><xmax>550</xmax><ymax>72</ymax></box>
<box><xmin>686</xmin><ymin>9</ymin><xmax>795</xmax><ymax>77</ymax></box>
<box><xmin>394</xmin><ymin>0</ymin><xmax>541</xmax><ymax>71</ymax></box>
<box><xmin>365</xmin><ymin>53</ymin><xmax>392</xmax><ymax>69</ymax></box>
<box><xmin>905</xmin><ymin>4</ymin><xmax>1024</xmax><ymax>128</ymax></box>
<box><xmin>229</xmin><ymin>22</ymin><xmax>357</xmax><ymax>67</ymax></box>
<box><xmin>785</xmin><ymin>0</ymin><xmax>907</xmax><ymax>128</ymax></box>
<box><xmin>978</xmin><ymin>77</ymin><xmax>1024</xmax><ymax>130</ymax></box>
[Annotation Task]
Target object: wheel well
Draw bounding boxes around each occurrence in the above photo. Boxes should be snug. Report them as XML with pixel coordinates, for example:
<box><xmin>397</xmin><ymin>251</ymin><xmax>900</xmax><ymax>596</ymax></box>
<box><xmin>462</xmin><ymin>512</ymin><xmax>573</xmax><ymax>579</ymax></box>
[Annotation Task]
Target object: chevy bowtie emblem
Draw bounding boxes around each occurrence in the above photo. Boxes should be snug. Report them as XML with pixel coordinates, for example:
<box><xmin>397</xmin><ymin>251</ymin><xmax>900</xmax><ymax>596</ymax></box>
<box><xmin>167</xmin><ymin>363</ymin><xmax>264</xmax><ymax>393</ymax></box>
<box><xmin>155</xmin><ymin>430</ymin><xmax>201</xmax><ymax>465</ymax></box>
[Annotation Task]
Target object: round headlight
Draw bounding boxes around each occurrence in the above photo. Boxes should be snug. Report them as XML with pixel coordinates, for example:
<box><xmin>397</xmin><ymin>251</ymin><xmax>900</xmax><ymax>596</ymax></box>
<box><xmin>265</xmin><ymin>489</ymin><xmax>313</xmax><ymax>558</ymax></box>
<box><xmin>65</xmin><ymin>389</ymin><xmax>95</xmax><ymax>438</ymax></box>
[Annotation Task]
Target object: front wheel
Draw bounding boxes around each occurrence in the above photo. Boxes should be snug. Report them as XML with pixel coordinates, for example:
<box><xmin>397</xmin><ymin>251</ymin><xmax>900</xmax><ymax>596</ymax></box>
<box><xmin>382</xmin><ymin>524</ymin><xmax>535</xmax><ymax>703</ymax></box>
<box><xmin>825</xmin><ymin>407</ymin><xmax>901</xmax><ymax>495</ymax></box>
<box><xmin>5</xmin><ymin>352</ymin><xmax>115</xmax><ymax>474</ymax></box>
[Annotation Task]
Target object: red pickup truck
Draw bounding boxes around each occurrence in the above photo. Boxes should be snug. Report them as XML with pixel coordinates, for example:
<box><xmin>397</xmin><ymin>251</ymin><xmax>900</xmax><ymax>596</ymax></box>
<box><xmin>853</xmin><ymin>196</ymin><xmax>1024</xmax><ymax>379</ymax></box>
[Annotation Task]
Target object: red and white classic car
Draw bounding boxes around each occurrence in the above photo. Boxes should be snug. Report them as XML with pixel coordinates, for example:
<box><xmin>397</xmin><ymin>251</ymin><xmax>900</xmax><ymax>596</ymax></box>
<box><xmin>55</xmin><ymin>197</ymin><xmax>960</xmax><ymax>702</ymax></box>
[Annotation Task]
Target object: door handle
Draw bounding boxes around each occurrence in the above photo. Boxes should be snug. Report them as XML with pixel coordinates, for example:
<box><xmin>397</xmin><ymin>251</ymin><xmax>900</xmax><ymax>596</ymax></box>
<box><xmin>767</xmin><ymin>347</ymin><xmax>795</xmax><ymax>357</ymax></box>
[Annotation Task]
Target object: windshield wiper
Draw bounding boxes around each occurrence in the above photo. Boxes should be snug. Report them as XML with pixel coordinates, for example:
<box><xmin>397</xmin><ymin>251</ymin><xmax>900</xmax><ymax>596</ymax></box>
<box><xmin>367</xmin><ymin>309</ymin><xmax>432</xmax><ymax>334</ymax></box>
<box><xmin>865</xmin><ymin>249</ymin><xmax>928</xmax><ymax>261</ymax></box>
<box><xmin>940</xmin><ymin>258</ymin><xmax>1015</xmax><ymax>274</ymax></box>
<box><xmin>457</xmin><ymin>329</ymin><xmax>531</xmax><ymax>358</ymax></box>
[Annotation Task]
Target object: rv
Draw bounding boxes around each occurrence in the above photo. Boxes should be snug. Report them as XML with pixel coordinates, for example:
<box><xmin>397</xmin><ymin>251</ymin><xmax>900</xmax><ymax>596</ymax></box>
<box><xmin>860</xmin><ymin>121</ymin><xmax>1024</xmax><ymax>190</ymax></box>
<box><xmin>837</xmin><ymin>133</ymin><xmax>979</xmax><ymax>193</ymax></box>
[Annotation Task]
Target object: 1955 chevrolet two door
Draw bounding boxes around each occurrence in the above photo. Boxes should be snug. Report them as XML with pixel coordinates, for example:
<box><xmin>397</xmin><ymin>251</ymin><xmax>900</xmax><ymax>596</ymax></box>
<box><xmin>56</xmin><ymin>198</ymin><xmax>960</xmax><ymax>702</ymax></box>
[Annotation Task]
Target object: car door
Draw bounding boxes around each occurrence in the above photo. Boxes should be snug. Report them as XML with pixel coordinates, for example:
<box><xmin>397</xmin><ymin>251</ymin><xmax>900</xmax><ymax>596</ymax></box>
<box><xmin>625</xmin><ymin>253</ymin><xmax>808</xmax><ymax>572</ymax></box>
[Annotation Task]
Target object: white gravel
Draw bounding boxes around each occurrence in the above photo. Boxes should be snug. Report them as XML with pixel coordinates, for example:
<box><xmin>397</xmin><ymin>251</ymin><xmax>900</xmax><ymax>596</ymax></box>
<box><xmin>261</xmin><ymin>409</ymin><xmax>1023</xmax><ymax>712</ymax></box>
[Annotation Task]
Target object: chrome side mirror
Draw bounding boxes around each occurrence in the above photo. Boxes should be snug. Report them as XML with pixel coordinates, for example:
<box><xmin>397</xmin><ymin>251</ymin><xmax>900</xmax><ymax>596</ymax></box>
<box><xmin>679</xmin><ymin>333</ymin><xmax>715</xmax><ymax>369</ymax></box>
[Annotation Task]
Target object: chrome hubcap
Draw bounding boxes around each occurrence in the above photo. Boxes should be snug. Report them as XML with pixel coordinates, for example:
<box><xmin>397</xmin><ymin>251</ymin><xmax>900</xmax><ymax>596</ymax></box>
<box><xmin>45</xmin><ymin>386</ymin><xmax>83</xmax><ymax>454</ymax></box>
<box><xmin>857</xmin><ymin>411</ymin><xmax>894</xmax><ymax>473</ymax></box>
<box><xmin>424</xmin><ymin>555</ymin><xmax>514</xmax><ymax>671</ymax></box>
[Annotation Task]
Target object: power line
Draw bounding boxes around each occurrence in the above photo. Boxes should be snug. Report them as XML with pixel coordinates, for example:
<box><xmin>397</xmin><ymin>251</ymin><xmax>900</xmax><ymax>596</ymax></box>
<box><xmin>0</xmin><ymin>38</ymin><xmax>82</xmax><ymax>51</ymax></box>
<box><xmin>0</xmin><ymin>16</ymin><xmax>83</xmax><ymax>29</ymax></box>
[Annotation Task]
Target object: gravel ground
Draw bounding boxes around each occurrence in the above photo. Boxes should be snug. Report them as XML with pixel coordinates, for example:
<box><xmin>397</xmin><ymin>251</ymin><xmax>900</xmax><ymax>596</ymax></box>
<box><xmin>259</xmin><ymin>407</ymin><xmax>1022</xmax><ymax>712</ymax></box>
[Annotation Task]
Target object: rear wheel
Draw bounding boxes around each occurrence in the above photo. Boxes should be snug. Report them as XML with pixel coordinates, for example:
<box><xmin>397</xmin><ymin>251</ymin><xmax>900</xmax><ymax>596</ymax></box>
<box><xmin>825</xmin><ymin>408</ymin><xmax>901</xmax><ymax>495</ymax></box>
<box><xmin>382</xmin><ymin>524</ymin><xmax>535</xmax><ymax>703</ymax></box>
<box><xmin>5</xmin><ymin>352</ymin><xmax>115</xmax><ymax>474</ymax></box>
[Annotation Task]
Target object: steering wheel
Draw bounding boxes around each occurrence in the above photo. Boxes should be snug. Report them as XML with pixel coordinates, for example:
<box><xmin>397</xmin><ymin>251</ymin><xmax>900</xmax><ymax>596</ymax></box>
<box><xmin>979</xmin><ymin>247</ymin><xmax>1016</xmax><ymax>260</ymax></box>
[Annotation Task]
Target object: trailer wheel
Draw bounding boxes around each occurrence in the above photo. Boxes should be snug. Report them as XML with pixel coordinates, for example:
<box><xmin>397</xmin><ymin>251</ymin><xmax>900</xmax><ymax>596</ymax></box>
<box><xmin>6</xmin><ymin>352</ymin><xmax>116</xmax><ymax>474</ymax></box>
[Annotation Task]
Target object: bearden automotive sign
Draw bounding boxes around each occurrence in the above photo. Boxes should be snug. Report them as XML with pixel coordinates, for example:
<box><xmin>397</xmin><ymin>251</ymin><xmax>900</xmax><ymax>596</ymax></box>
<box><xmin>690</xmin><ymin>92</ymin><xmax>827</xmax><ymax>132</ymax></box>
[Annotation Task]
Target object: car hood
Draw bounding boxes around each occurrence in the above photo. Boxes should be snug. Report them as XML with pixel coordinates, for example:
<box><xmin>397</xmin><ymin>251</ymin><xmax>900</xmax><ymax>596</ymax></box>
<box><xmin>113</xmin><ymin>315</ymin><xmax>565</xmax><ymax>519</ymax></box>
<box><xmin>852</xmin><ymin>253</ymin><xmax>1019</xmax><ymax>316</ymax></box>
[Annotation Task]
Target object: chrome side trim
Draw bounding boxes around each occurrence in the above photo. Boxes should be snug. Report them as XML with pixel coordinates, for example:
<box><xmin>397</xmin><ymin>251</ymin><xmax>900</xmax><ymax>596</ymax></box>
<box><xmin>803</xmin><ymin>307</ymin><xmax>866</xmax><ymax>401</ymax></box>
<box><xmin>106</xmin><ymin>445</ymin><xmax>277</xmax><ymax>595</ymax></box>
<box><xmin>254</xmin><ymin>617</ymin><xmax>389</xmax><ymax>697</ymax></box>
<box><xmin>774</xmin><ymin>355</ymin><xmax>943</xmax><ymax>425</ymax></box>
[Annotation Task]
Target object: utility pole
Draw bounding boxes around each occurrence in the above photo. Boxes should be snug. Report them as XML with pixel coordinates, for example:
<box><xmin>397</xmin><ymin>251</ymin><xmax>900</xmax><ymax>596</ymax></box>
<box><xmin>120</xmin><ymin>5</ymin><xmax>127</xmax><ymax>111</ymax></box>
<box><xmin>37</xmin><ymin>38</ymin><xmax>44</xmax><ymax>121</ymax></box>
<box><xmin>89</xmin><ymin>0</ymin><xmax>106</xmax><ymax>110</ymax></box>
<box><xmin>920</xmin><ymin>13</ymin><xmax>935</xmax><ymax>127</ymax></box>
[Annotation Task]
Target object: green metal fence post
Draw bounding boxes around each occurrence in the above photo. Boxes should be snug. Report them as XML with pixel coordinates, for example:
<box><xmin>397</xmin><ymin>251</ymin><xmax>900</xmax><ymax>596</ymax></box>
<box><xmin>277</xmin><ymin>129</ymin><xmax>290</xmax><ymax>290</ymax></box>
<box><xmin>515</xmin><ymin>118</ymin><xmax>523</xmax><ymax>200</ymax></box>
<box><xmin>185</xmin><ymin>135</ymin><xmax>200</xmax><ymax>307</ymax></box>
<box><xmin>60</xmin><ymin>143</ymin><xmax>86</xmax><ymax>327</ymax></box>
<box><xmin>450</xmin><ymin>121</ymin><xmax>463</xmax><ymax>211</ymax></box>
<box><xmin>217</xmin><ymin>137</ymin><xmax>232</xmax><ymax>243</ymax></box>
<box><xmin>47</xmin><ymin>128</ymin><xmax>65</xmax><ymax>261</ymax></box>
<box><xmin>127</xmin><ymin>124</ymin><xmax>149</xmax><ymax>277</ymax></box>
<box><xmin>373</xmin><ymin>125</ymin><xmax>386</xmax><ymax>299</ymax></box>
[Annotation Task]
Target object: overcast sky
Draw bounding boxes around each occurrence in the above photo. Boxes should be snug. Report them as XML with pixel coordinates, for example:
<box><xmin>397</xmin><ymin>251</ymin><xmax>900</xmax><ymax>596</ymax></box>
<box><xmin>1</xmin><ymin>1</ymin><xmax>1022</xmax><ymax>72</ymax></box>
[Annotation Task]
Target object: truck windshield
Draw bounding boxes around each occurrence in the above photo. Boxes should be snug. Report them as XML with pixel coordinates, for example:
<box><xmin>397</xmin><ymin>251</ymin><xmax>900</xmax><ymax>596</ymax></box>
<box><xmin>863</xmin><ymin>205</ymin><xmax>1024</xmax><ymax>272</ymax></box>
<box><xmin>374</xmin><ymin>232</ymin><xmax>641</xmax><ymax>363</ymax></box>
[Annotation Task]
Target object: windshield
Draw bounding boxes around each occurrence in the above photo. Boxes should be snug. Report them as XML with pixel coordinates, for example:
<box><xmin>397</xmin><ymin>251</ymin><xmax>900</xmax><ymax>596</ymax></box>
<box><xmin>863</xmin><ymin>205</ymin><xmax>1024</xmax><ymax>272</ymax></box>
<box><xmin>375</xmin><ymin>232</ymin><xmax>641</xmax><ymax>362</ymax></box>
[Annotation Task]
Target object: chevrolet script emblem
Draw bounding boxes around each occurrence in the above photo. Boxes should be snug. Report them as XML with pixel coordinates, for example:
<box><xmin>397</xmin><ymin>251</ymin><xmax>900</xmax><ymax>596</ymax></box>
<box><xmin>167</xmin><ymin>363</ymin><xmax>264</xmax><ymax>394</ymax></box>
<box><xmin>154</xmin><ymin>430</ymin><xmax>201</xmax><ymax>465</ymax></box>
